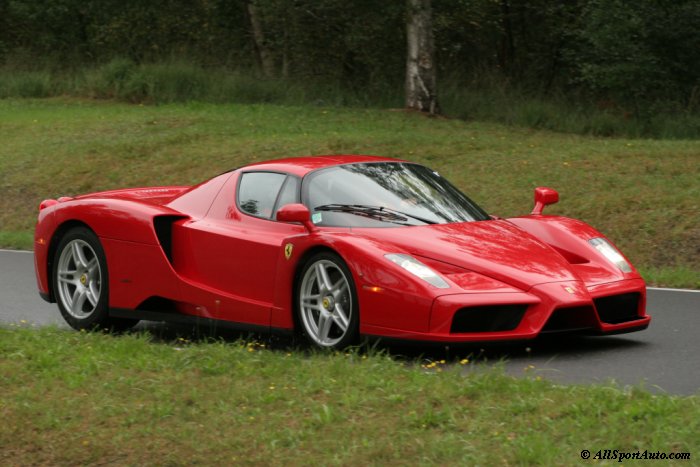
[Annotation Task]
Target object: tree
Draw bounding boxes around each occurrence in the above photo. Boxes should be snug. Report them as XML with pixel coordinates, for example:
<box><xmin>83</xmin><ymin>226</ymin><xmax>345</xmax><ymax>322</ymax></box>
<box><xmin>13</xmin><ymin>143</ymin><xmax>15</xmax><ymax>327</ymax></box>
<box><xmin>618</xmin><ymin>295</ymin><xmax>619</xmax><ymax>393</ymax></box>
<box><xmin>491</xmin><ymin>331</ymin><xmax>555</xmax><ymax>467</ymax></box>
<box><xmin>246</xmin><ymin>0</ymin><xmax>276</xmax><ymax>78</ymax></box>
<box><xmin>405</xmin><ymin>0</ymin><xmax>439</xmax><ymax>114</ymax></box>
<box><xmin>571</xmin><ymin>0</ymin><xmax>700</xmax><ymax>113</ymax></box>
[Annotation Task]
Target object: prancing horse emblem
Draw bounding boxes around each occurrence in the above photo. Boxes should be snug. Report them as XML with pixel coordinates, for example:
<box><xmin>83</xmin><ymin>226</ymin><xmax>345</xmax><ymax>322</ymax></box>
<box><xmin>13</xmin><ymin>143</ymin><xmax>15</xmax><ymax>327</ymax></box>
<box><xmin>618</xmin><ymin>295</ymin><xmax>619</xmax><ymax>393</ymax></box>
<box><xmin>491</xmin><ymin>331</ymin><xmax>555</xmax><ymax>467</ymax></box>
<box><xmin>564</xmin><ymin>286</ymin><xmax>575</xmax><ymax>294</ymax></box>
<box><xmin>284</xmin><ymin>243</ymin><xmax>294</xmax><ymax>260</ymax></box>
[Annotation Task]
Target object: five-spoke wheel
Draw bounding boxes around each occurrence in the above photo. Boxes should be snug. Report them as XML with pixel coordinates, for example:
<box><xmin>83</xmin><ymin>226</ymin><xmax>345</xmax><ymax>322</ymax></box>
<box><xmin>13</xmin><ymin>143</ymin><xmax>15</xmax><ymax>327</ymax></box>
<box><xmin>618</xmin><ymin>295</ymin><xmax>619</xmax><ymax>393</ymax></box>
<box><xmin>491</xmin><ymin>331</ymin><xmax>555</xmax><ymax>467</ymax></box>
<box><xmin>297</xmin><ymin>252</ymin><xmax>358</xmax><ymax>349</ymax></box>
<box><xmin>56</xmin><ymin>238</ymin><xmax>102</xmax><ymax>319</ymax></box>
<box><xmin>53</xmin><ymin>227</ymin><xmax>137</xmax><ymax>331</ymax></box>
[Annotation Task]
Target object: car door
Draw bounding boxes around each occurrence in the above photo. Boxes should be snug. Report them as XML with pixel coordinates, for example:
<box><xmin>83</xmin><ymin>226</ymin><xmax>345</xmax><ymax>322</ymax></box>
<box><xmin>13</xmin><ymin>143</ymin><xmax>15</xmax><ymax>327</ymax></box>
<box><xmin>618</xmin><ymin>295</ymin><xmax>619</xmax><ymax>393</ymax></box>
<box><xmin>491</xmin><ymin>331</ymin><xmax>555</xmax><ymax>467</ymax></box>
<box><xmin>172</xmin><ymin>171</ymin><xmax>304</xmax><ymax>325</ymax></box>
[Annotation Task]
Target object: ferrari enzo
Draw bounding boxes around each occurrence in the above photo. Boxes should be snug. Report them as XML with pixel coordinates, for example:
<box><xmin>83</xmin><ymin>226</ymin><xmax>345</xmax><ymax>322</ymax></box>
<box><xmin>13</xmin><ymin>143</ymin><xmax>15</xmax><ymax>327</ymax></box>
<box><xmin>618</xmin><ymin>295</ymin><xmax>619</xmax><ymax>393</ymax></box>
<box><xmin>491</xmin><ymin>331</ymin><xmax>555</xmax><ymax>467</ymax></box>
<box><xmin>35</xmin><ymin>155</ymin><xmax>650</xmax><ymax>348</ymax></box>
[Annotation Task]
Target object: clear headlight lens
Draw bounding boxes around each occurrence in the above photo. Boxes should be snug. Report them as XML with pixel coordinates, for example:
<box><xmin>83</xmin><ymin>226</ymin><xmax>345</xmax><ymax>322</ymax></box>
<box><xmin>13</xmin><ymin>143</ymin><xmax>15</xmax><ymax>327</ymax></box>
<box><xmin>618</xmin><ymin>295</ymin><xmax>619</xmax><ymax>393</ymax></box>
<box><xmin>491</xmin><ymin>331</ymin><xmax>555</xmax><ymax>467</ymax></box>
<box><xmin>589</xmin><ymin>238</ymin><xmax>632</xmax><ymax>273</ymax></box>
<box><xmin>385</xmin><ymin>254</ymin><xmax>450</xmax><ymax>289</ymax></box>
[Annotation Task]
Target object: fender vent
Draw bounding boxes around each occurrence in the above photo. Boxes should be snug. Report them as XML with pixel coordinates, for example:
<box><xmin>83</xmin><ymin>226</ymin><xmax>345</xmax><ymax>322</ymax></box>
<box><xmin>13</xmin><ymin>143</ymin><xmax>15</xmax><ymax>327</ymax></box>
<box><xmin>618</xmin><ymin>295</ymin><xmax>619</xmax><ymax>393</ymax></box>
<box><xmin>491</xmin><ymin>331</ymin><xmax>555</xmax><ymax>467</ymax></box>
<box><xmin>153</xmin><ymin>215</ymin><xmax>186</xmax><ymax>262</ymax></box>
<box><xmin>450</xmin><ymin>305</ymin><xmax>527</xmax><ymax>333</ymax></box>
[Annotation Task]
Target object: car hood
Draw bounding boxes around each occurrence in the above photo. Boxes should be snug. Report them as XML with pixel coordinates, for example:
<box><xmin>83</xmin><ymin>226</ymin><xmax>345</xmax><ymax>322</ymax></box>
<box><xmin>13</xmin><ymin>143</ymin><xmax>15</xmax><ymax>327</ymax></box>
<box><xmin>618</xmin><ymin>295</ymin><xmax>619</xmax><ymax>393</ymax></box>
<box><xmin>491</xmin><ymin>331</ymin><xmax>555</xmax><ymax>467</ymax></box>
<box><xmin>356</xmin><ymin>220</ymin><xmax>579</xmax><ymax>291</ymax></box>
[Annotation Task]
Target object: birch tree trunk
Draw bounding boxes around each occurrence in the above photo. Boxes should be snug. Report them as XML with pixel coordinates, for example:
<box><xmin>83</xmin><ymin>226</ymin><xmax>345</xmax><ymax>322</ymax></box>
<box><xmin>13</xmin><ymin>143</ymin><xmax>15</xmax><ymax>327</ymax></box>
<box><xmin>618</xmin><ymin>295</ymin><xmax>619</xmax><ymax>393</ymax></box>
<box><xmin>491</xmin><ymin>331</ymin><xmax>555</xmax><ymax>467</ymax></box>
<box><xmin>247</xmin><ymin>1</ymin><xmax>275</xmax><ymax>78</ymax></box>
<box><xmin>405</xmin><ymin>0</ymin><xmax>439</xmax><ymax>114</ymax></box>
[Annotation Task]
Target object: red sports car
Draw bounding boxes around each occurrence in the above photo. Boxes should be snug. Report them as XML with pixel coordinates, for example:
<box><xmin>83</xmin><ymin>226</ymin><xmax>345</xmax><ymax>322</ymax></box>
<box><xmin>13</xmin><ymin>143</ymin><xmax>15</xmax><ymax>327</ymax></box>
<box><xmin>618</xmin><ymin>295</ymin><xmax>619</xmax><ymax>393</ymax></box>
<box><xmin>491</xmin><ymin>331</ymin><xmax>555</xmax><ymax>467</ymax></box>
<box><xmin>34</xmin><ymin>155</ymin><xmax>650</xmax><ymax>349</ymax></box>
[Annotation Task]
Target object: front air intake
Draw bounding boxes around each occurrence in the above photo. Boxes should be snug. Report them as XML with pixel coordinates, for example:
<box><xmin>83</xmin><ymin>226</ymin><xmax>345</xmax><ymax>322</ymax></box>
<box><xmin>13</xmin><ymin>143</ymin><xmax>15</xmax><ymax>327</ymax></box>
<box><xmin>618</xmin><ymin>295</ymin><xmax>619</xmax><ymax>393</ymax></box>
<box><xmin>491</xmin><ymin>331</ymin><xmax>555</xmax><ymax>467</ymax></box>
<box><xmin>594</xmin><ymin>293</ymin><xmax>641</xmax><ymax>324</ymax></box>
<box><xmin>541</xmin><ymin>306</ymin><xmax>597</xmax><ymax>333</ymax></box>
<box><xmin>450</xmin><ymin>305</ymin><xmax>527</xmax><ymax>333</ymax></box>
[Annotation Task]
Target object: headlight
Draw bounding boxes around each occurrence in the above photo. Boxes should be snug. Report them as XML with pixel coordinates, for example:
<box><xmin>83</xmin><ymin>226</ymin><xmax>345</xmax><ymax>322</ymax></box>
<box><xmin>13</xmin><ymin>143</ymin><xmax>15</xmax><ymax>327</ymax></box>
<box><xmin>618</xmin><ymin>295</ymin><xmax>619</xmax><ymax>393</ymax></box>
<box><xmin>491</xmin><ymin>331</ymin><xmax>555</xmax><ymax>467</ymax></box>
<box><xmin>588</xmin><ymin>238</ymin><xmax>632</xmax><ymax>273</ymax></box>
<box><xmin>385</xmin><ymin>254</ymin><xmax>450</xmax><ymax>288</ymax></box>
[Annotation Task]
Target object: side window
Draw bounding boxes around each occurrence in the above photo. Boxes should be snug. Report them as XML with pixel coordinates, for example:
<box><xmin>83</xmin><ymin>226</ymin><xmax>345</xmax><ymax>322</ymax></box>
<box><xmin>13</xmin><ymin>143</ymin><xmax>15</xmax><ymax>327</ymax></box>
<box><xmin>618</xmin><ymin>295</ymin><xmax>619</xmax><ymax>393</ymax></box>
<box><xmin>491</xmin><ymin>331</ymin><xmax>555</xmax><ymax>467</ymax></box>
<box><xmin>273</xmin><ymin>176</ymin><xmax>300</xmax><ymax>215</ymax></box>
<box><xmin>238</xmin><ymin>172</ymin><xmax>287</xmax><ymax>219</ymax></box>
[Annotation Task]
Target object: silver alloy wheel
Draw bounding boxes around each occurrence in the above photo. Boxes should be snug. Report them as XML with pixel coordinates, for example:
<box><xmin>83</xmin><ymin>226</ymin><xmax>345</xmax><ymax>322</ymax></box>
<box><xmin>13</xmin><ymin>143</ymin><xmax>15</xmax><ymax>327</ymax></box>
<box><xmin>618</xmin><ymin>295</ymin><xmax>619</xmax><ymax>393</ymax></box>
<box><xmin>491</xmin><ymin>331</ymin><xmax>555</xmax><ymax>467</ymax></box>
<box><xmin>299</xmin><ymin>259</ymin><xmax>352</xmax><ymax>347</ymax></box>
<box><xmin>56</xmin><ymin>239</ymin><xmax>102</xmax><ymax>319</ymax></box>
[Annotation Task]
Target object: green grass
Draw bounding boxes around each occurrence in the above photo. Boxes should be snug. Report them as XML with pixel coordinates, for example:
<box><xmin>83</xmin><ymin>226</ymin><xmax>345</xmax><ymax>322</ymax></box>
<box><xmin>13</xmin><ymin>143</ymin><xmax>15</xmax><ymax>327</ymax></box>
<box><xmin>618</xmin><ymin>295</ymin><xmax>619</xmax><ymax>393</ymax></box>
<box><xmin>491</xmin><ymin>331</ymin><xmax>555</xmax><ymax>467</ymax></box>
<box><xmin>0</xmin><ymin>231</ymin><xmax>33</xmax><ymax>250</ymax></box>
<box><xmin>0</xmin><ymin>326</ymin><xmax>697</xmax><ymax>465</ymax></box>
<box><xmin>639</xmin><ymin>267</ymin><xmax>700</xmax><ymax>290</ymax></box>
<box><xmin>1</xmin><ymin>97</ymin><xmax>697</xmax><ymax>287</ymax></box>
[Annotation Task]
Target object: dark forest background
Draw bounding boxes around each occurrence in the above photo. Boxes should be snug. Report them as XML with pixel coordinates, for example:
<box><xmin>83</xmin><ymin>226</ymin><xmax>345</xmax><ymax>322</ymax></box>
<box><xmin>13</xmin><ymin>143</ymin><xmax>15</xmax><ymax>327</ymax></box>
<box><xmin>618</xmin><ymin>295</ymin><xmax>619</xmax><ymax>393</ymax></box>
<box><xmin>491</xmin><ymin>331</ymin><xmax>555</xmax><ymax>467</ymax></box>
<box><xmin>2</xmin><ymin>0</ymin><xmax>699</xmax><ymax>137</ymax></box>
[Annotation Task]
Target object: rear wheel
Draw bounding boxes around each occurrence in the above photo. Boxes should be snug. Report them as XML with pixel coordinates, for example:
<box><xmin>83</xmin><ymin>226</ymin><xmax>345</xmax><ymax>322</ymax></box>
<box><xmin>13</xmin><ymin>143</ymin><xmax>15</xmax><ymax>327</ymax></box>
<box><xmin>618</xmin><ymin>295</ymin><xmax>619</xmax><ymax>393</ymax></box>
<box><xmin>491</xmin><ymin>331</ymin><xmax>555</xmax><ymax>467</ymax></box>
<box><xmin>296</xmin><ymin>252</ymin><xmax>359</xmax><ymax>349</ymax></box>
<box><xmin>53</xmin><ymin>227</ymin><xmax>138</xmax><ymax>331</ymax></box>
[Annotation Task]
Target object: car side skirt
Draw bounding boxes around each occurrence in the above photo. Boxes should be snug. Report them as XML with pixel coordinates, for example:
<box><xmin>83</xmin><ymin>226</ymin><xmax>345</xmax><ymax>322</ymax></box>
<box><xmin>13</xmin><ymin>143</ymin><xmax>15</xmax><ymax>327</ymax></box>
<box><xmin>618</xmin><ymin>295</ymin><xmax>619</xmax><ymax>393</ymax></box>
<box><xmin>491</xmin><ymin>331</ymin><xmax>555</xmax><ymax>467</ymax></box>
<box><xmin>109</xmin><ymin>308</ymin><xmax>293</xmax><ymax>336</ymax></box>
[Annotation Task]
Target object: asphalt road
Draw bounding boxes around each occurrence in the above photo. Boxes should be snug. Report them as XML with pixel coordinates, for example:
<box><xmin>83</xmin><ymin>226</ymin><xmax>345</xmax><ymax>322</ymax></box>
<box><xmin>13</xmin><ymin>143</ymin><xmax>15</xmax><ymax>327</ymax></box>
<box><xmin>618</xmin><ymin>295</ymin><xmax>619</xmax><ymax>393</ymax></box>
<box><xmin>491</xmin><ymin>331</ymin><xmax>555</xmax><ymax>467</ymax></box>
<box><xmin>1</xmin><ymin>249</ymin><xmax>698</xmax><ymax>395</ymax></box>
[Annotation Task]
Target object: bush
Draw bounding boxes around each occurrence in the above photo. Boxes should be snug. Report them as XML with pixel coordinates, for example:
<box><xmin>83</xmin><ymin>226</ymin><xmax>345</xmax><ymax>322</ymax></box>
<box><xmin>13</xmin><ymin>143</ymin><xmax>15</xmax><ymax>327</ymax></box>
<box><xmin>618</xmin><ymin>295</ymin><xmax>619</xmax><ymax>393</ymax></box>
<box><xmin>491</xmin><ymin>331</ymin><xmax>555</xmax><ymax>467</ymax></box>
<box><xmin>0</xmin><ymin>71</ymin><xmax>52</xmax><ymax>98</ymax></box>
<box><xmin>1</xmin><ymin>59</ymin><xmax>699</xmax><ymax>139</ymax></box>
<box><xmin>84</xmin><ymin>58</ymin><xmax>137</xmax><ymax>98</ymax></box>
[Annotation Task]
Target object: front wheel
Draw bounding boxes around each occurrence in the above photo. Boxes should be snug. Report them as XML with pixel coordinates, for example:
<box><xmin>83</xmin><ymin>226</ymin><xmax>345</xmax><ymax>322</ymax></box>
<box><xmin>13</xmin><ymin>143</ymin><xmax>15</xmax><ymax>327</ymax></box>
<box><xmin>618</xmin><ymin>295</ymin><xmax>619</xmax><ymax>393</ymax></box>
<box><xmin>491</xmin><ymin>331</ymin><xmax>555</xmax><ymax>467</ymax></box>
<box><xmin>53</xmin><ymin>226</ymin><xmax>138</xmax><ymax>331</ymax></box>
<box><xmin>296</xmin><ymin>252</ymin><xmax>359</xmax><ymax>349</ymax></box>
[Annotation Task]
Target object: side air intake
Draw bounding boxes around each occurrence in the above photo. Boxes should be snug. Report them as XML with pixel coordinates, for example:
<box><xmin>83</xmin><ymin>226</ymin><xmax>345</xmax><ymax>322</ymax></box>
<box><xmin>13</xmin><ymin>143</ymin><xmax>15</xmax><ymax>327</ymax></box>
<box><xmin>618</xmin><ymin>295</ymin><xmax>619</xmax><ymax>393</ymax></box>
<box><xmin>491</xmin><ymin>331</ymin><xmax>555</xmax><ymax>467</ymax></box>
<box><xmin>153</xmin><ymin>215</ymin><xmax>187</xmax><ymax>263</ymax></box>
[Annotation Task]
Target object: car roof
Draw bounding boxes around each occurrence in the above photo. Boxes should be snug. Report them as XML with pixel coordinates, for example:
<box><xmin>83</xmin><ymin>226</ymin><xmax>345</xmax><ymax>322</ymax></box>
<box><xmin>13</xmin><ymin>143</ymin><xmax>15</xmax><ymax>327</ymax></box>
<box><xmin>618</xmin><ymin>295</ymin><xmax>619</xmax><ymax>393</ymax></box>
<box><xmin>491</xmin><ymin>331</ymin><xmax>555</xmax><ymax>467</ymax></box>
<box><xmin>238</xmin><ymin>155</ymin><xmax>406</xmax><ymax>177</ymax></box>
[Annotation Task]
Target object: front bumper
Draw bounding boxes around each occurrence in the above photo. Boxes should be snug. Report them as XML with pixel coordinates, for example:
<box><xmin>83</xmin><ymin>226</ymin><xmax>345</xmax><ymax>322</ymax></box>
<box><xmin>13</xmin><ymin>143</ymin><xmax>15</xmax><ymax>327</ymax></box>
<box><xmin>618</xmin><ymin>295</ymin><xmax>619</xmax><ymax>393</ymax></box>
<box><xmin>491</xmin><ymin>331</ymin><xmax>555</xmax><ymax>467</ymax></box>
<box><xmin>362</xmin><ymin>278</ymin><xmax>650</xmax><ymax>343</ymax></box>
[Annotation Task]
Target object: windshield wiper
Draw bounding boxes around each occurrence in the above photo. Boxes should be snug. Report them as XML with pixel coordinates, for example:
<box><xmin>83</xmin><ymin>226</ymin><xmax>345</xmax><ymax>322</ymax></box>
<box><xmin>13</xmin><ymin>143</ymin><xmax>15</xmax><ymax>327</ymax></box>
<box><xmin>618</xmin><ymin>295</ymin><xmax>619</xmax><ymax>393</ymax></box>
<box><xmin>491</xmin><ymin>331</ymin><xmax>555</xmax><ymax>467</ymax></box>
<box><xmin>314</xmin><ymin>204</ymin><xmax>437</xmax><ymax>225</ymax></box>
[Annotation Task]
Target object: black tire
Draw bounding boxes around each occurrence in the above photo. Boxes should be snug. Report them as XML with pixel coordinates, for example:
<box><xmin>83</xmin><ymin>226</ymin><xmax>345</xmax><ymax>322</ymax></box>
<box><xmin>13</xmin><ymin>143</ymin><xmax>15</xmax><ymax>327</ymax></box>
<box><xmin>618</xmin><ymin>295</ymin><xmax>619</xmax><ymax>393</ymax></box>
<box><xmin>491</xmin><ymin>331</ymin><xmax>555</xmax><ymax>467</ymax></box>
<box><xmin>295</xmin><ymin>251</ymin><xmax>359</xmax><ymax>349</ymax></box>
<box><xmin>52</xmin><ymin>226</ymin><xmax>138</xmax><ymax>332</ymax></box>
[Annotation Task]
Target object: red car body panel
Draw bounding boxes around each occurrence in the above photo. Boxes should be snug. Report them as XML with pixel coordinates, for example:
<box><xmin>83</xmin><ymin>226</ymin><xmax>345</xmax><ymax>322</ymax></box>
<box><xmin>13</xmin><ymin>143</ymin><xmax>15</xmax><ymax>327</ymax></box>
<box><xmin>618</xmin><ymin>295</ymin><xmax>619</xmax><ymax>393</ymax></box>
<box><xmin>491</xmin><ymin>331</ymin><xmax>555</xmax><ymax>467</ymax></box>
<box><xmin>35</xmin><ymin>155</ymin><xmax>651</xmax><ymax>342</ymax></box>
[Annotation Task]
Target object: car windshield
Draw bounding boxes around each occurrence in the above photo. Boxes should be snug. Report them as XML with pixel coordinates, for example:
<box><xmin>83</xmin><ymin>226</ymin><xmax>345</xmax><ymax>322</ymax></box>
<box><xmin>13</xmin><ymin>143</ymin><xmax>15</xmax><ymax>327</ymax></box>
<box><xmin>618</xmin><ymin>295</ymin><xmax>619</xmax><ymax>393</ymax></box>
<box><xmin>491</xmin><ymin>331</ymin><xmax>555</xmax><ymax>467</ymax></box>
<box><xmin>303</xmin><ymin>162</ymin><xmax>490</xmax><ymax>227</ymax></box>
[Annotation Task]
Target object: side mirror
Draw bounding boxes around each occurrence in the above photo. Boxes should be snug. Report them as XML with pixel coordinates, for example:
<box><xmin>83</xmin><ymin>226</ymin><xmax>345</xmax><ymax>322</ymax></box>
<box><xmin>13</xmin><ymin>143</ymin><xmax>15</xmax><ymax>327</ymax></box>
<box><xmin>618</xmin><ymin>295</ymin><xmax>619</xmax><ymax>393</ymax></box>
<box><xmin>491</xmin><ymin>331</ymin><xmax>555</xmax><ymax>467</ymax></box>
<box><xmin>531</xmin><ymin>187</ymin><xmax>559</xmax><ymax>215</ymax></box>
<box><xmin>276</xmin><ymin>203</ymin><xmax>316</xmax><ymax>232</ymax></box>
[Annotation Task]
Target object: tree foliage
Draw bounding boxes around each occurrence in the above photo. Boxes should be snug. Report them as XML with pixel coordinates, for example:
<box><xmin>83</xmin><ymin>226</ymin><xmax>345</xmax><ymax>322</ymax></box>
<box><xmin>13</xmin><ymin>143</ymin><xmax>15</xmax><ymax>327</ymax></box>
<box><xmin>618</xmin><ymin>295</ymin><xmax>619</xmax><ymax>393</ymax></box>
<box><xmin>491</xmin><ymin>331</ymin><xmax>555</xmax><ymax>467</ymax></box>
<box><xmin>573</xmin><ymin>0</ymin><xmax>700</xmax><ymax>112</ymax></box>
<box><xmin>1</xmin><ymin>0</ymin><xmax>699</xmax><ymax>112</ymax></box>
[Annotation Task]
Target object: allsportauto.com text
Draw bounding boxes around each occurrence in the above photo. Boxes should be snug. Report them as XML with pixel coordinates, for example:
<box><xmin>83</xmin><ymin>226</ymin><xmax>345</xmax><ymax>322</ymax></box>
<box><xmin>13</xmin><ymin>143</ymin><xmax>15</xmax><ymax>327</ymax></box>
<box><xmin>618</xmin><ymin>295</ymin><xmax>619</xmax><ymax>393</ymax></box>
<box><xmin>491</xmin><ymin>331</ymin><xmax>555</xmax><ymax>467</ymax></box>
<box><xmin>581</xmin><ymin>449</ymin><xmax>690</xmax><ymax>461</ymax></box>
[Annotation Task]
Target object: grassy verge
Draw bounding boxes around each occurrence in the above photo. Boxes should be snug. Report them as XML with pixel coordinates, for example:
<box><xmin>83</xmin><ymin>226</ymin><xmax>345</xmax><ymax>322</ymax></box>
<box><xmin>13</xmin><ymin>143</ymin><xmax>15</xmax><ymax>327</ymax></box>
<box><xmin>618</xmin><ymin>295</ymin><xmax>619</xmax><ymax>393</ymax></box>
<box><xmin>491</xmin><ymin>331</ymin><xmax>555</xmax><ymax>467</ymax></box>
<box><xmin>1</xmin><ymin>98</ymin><xmax>697</xmax><ymax>287</ymax></box>
<box><xmin>638</xmin><ymin>267</ymin><xmax>700</xmax><ymax>290</ymax></box>
<box><xmin>1</xmin><ymin>326</ymin><xmax>697</xmax><ymax>465</ymax></box>
<box><xmin>0</xmin><ymin>231</ymin><xmax>33</xmax><ymax>250</ymax></box>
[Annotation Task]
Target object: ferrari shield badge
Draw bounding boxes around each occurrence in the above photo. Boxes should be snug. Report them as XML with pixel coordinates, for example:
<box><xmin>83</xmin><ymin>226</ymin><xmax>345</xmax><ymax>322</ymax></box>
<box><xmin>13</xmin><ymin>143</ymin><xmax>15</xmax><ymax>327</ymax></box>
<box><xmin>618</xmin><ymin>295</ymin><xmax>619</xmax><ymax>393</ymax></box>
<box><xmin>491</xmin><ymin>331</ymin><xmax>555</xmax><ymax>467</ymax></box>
<box><xmin>284</xmin><ymin>243</ymin><xmax>294</xmax><ymax>260</ymax></box>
